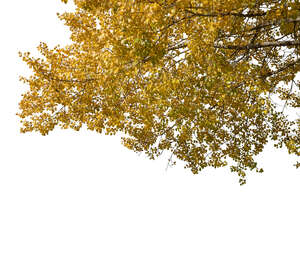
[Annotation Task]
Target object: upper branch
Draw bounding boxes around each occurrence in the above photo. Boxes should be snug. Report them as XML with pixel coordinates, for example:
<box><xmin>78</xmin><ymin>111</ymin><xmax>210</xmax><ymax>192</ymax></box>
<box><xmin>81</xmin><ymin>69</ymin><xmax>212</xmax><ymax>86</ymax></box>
<box><xmin>214</xmin><ymin>41</ymin><xmax>300</xmax><ymax>50</ymax></box>
<box><xmin>185</xmin><ymin>9</ymin><xmax>266</xmax><ymax>18</ymax></box>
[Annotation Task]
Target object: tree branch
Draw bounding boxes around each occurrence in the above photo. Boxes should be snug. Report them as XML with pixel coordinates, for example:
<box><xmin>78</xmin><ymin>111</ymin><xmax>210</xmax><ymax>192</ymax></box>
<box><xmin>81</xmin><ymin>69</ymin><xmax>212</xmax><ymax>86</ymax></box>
<box><xmin>185</xmin><ymin>9</ymin><xmax>266</xmax><ymax>18</ymax></box>
<box><xmin>250</xmin><ymin>17</ymin><xmax>300</xmax><ymax>31</ymax></box>
<box><xmin>214</xmin><ymin>41</ymin><xmax>300</xmax><ymax>50</ymax></box>
<box><xmin>262</xmin><ymin>58</ymin><xmax>300</xmax><ymax>78</ymax></box>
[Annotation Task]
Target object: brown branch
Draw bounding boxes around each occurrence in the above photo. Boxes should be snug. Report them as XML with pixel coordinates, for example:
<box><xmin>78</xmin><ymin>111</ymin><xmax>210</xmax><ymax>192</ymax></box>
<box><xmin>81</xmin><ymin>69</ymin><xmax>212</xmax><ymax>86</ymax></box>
<box><xmin>167</xmin><ymin>43</ymin><xmax>187</xmax><ymax>51</ymax></box>
<box><xmin>214</xmin><ymin>41</ymin><xmax>300</xmax><ymax>50</ymax></box>
<box><xmin>185</xmin><ymin>9</ymin><xmax>266</xmax><ymax>18</ymax></box>
<box><xmin>262</xmin><ymin>58</ymin><xmax>300</xmax><ymax>78</ymax></box>
<box><xmin>250</xmin><ymin>17</ymin><xmax>300</xmax><ymax>31</ymax></box>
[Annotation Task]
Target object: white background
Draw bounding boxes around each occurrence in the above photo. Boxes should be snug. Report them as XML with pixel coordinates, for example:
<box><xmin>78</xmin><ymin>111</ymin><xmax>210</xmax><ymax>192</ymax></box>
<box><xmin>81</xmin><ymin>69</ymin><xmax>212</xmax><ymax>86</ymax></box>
<box><xmin>0</xmin><ymin>1</ymin><xmax>299</xmax><ymax>257</ymax></box>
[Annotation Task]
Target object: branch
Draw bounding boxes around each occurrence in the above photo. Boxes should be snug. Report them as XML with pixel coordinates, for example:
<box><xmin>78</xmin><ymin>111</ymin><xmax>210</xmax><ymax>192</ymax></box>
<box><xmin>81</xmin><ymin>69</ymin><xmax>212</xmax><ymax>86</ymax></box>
<box><xmin>167</xmin><ymin>42</ymin><xmax>187</xmax><ymax>51</ymax></box>
<box><xmin>250</xmin><ymin>17</ymin><xmax>300</xmax><ymax>31</ymax></box>
<box><xmin>262</xmin><ymin>58</ymin><xmax>300</xmax><ymax>78</ymax></box>
<box><xmin>185</xmin><ymin>9</ymin><xmax>266</xmax><ymax>18</ymax></box>
<box><xmin>214</xmin><ymin>41</ymin><xmax>300</xmax><ymax>50</ymax></box>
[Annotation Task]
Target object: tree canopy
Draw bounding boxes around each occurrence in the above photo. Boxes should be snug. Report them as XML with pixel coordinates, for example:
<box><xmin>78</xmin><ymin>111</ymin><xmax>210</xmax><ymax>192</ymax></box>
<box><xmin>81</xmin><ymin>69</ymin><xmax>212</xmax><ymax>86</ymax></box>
<box><xmin>18</xmin><ymin>0</ymin><xmax>300</xmax><ymax>184</ymax></box>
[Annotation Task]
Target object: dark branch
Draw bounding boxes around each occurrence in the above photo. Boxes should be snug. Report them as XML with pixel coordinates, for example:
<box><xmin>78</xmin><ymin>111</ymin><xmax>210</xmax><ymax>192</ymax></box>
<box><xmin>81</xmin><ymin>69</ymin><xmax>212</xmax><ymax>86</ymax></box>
<box><xmin>262</xmin><ymin>58</ymin><xmax>300</xmax><ymax>78</ymax></box>
<box><xmin>214</xmin><ymin>41</ymin><xmax>300</xmax><ymax>50</ymax></box>
<box><xmin>185</xmin><ymin>9</ymin><xmax>266</xmax><ymax>18</ymax></box>
<box><xmin>250</xmin><ymin>17</ymin><xmax>300</xmax><ymax>31</ymax></box>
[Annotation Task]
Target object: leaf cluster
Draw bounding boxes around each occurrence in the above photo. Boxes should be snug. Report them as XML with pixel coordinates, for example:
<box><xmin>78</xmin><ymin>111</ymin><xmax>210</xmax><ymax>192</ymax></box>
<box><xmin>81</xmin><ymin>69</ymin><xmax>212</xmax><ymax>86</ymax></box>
<box><xmin>18</xmin><ymin>0</ymin><xmax>300</xmax><ymax>184</ymax></box>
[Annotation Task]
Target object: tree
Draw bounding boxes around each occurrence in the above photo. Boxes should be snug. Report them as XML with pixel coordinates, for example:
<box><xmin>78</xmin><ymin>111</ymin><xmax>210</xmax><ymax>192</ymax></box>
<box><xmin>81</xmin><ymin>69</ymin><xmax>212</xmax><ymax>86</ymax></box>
<box><xmin>18</xmin><ymin>0</ymin><xmax>300</xmax><ymax>184</ymax></box>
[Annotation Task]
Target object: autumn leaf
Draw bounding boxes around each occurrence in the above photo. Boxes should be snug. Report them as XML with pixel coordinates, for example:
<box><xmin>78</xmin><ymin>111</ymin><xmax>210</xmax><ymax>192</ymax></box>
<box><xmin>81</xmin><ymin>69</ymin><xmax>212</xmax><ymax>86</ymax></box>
<box><xmin>18</xmin><ymin>0</ymin><xmax>300</xmax><ymax>184</ymax></box>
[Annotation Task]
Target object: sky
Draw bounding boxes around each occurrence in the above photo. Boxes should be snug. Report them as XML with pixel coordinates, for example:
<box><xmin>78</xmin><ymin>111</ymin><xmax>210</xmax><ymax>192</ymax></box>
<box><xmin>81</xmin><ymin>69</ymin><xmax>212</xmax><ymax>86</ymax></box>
<box><xmin>0</xmin><ymin>1</ymin><xmax>299</xmax><ymax>258</ymax></box>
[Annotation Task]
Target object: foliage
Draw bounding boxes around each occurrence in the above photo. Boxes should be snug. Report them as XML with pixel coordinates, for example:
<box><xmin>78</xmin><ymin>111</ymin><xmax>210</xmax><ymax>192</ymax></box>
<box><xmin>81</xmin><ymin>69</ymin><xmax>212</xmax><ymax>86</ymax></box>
<box><xmin>18</xmin><ymin>0</ymin><xmax>300</xmax><ymax>184</ymax></box>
